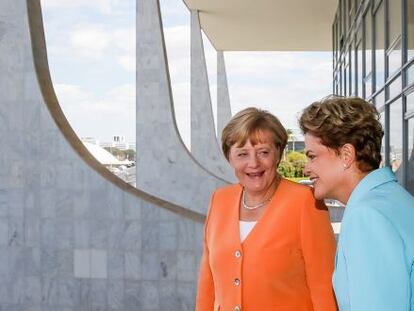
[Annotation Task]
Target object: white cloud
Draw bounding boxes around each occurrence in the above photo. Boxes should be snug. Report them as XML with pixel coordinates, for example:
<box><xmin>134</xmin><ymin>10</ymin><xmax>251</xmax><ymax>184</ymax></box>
<box><xmin>118</xmin><ymin>55</ymin><xmax>135</xmax><ymax>72</ymax></box>
<box><xmin>53</xmin><ymin>83</ymin><xmax>135</xmax><ymax>142</ymax></box>
<box><xmin>164</xmin><ymin>26</ymin><xmax>190</xmax><ymax>83</ymax></box>
<box><xmin>225</xmin><ymin>51</ymin><xmax>332</xmax><ymax>130</ymax></box>
<box><xmin>41</xmin><ymin>0</ymin><xmax>123</xmax><ymax>15</ymax></box>
<box><xmin>69</xmin><ymin>24</ymin><xmax>110</xmax><ymax>59</ymax></box>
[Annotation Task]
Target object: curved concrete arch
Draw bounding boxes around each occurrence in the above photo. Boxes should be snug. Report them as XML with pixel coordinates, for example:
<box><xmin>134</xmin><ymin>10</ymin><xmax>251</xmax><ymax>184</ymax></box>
<box><xmin>190</xmin><ymin>10</ymin><xmax>235</xmax><ymax>181</ymax></box>
<box><xmin>27</xmin><ymin>0</ymin><xmax>204</xmax><ymax>223</ymax></box>
<box><xmin>136</xmin><ymin>0</ymin><xmax>233</xmax><ymax>213</ymax></box>
<box><xmin>0</xmin><ymin>0</ymin><xmax>205</xmax><ymax>309</ymax></box>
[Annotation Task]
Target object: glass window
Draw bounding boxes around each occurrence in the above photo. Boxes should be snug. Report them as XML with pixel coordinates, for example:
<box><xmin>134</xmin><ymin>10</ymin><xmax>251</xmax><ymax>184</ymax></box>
<box><xmin>388</xmin><ymin>75</ymin><xmax>402</xmax><ymax>100</ymax></box>
<box><xmin>388</xmin><ymin>0</ymin><xmax>402</xmax><ymax>45</ymax></box>
<box><xmin>348</xmin><ymin>0</ymin><xmax>354</xmax><ymax>25</ymax></box>
<box><xmin>357</xmin><ymin>23</ymin><xmax>363</xmax><ymax>42</ymax></box>
<box><xmin>375</xmin><ymin>90</ymin><xmax>385</xmax><ymax>109</ymax></box>
<box><xmin>389</xmin><ymin>99</ymin><xmax>403</xmax><ymax>183</ymax></box>
<box><xmin>406</xmin><ymin>62</ymin><xmax>414</xmax><ymax>86</ymax></box>
<box><xmin>407</xmin><ymin>0</ymin><xmax>414</xmax><ymax>60</ymax></box>
<box><xmin>343</xmin><ymin>0</ymin><xmax>347</xmax><ymax>35</ymax></box>
<box><xmin>345</xmin><ymin>49</ymin><xmax>350</xmax><ymax>95</ymax></box>
<box><xmin>365</xmin><ymin>73</ymin><xmax>373</xmax><ymax>97</ymax></box>
<box><xmin>351</xmin><ymin>45</ymin><xmax>356</xmax><ymax>96</ymax></box>
<box><xmin>379</xmin><ymin>109</ymin><xmax>386</xmax><ymax>167</ymax></box>
<box><xmin>337</xmin><ymin>15</ymin><xmax>342</xmax><ymax>51</ymax></box>
<box><xmin>387</xmin><ymin>38</ymin><xmax>402</xmax><ymax>78</ymax></box>
<box><xmin>375</xmin><ymin>3</ymin><xmax>385</xmax><ymax>89</ymax></box>
<box><xmin>357</xmin><ymin>42</ymin><xmax>363</xmax><ymax>96</ymax></box>
<box><xmin>407</xmin><ymin>92</ymin><xmax>414</xmax><ymax>116</ymax></box>
<box><xmin>408</xmin><ymin>117</ymin><xmax>414</xmax><ymax>194</ymax></box>
<box><xmin>365</xmin><ymin>12</ymin><xmax>372</xmax><ymax>76</ymax></box>
<box><xmin>345</xmin><ymin>66</ymin><xmax>349</xmax><ymax>95</ymax></box>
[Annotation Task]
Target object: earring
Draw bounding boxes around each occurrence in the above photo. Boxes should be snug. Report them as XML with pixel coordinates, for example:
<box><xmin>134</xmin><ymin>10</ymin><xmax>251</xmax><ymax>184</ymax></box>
<box><xmin>343</xmin><ymin>164</ymin><xmax>348</xmax><ymax>170</ymax></box>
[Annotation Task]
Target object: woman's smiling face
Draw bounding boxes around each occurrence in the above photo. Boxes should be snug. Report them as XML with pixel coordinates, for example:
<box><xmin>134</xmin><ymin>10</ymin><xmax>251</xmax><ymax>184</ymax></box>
<box><xmin>304</xmin><ymin>133</ymin><xmax>345</xmax><ymax>201</ymax></box>
<box><xmin>229</xmin><ymin>131</ymin><xmax>279</xmax><ymax>197</ymax></box>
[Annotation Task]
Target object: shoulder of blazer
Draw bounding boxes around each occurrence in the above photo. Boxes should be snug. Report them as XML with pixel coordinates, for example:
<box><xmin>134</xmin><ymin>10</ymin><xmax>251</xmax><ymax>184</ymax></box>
<box><xmin>213</xmin><ymin>183</ymin><xmax>242</xmax><ymax>203</ymax></box>
<box><xmin>207</xmin><ymin>184</ymin><xmax>241</xmax><ymax>219</ymax></box>
<box><xmin>279</xmin><ymin>178</ymin><xmax>315</xmax><ymax>200</ymax></box>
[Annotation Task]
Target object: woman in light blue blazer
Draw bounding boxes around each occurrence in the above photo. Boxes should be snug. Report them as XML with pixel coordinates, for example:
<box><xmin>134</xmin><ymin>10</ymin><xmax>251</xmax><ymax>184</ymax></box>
<box><xmin>299</xmin><ymin>96</ymin><xmax>414</xmax><ymax>311</ymax></box>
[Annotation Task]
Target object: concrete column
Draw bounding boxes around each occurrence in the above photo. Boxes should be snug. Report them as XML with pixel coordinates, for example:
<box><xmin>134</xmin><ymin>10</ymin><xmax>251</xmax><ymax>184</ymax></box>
<box><xmin>217</xmin><ymin>50</ymin><xmax>232</xmax><ymax>143</ymax></box>
<box><xmin>190</xmin><ymin>10</ymin><xmax>235</xmax><ymax>182</ymax></box>
<box><xmin>136</xmin><ymin>0</ymin><xmax>231</xmax><ymax>212</ymax></box>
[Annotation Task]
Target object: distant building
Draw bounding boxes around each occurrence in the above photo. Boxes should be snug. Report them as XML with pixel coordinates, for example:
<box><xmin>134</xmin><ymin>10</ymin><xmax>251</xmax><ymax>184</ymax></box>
<box><xmin>81</xmin><ymin>136</ymin><xmax>99</xmax><ymax>145</ymax></box>
<box><xmin>286</xmin><ymin>130</ymin><xmax>305</xmax><ymax>152</ymax></box>
<box><xmin>98</xmin><ymin>136</ymin><xmax>134</xmax><ymax>151</ymax></box>
<box><xmin>286</xmin><ymin>140</ymin><xmax>305</xmax><ymax>152</ymax></box>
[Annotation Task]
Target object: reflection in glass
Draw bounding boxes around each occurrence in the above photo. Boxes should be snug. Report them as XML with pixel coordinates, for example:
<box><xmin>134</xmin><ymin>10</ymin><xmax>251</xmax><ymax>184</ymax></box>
<box><xmin>375</xmin><ymin>3</ymin><xmax>385</xmax><ymax>89</ymax></box>
<box><xmin>357</xmin><ymin>23</ymin><xmax>362</xmax><ymax>42</ymax></box>
<box><xmin>357</xmin><ymin>42</ymin><xmax>363</xmax><ymax>97</ymax></box>
<box><xmin>388</xmin><ymin>76</ymin><xmax>402</xmax><ymax>100</ymax></box>
<box><xmin>375</xmin><ymin>90</ymin><xmax>385</xmax><ymax>110</ymax></box>
<box><xmin>407</xmin><ymin>91</ymin><xmax>414</xmax><ymax>115</ymax></box>
<box><xmin>365</xmin><ymin>73</ymin><xmax>372</xmax><ymax>97</ymax></box>
<box><xmin>388</xmin><ymin>0</ymin><xmax>402</xmax><ymax>45</ymax></box>
<box><xmin>408</xmin><ymin>118</ymin><xmax>414</xmax><ymax>194</ymax></box>
<box><xmin>365</xmin><ymin>12</ymin><xmax>372</xmax><ymax>76</ymax></box>
<box><xmin>342</xmin><ymin>0</ymin><xmax>347</xmax><ymax>36</ymax></box>
<box><xmin>345</xmin><ymin>65</ymin><xmax>349</xmax><ymax>96</ymax></box>
<box><xmin>407</xmin><ymin>63</ymin><xmax>414</xmax><ymax>86</ymax></box>
<box><xmin>348</xmin><ymin>0</ymin><xmax>354</xmax><ymax>26</ymax></box>
<box><xmin>349</xmin><ymin>46</ymin><xmax>356</xmax><ymax>95</ymax></box>
<box><xmin>408</xmin><ymin>0</ymin><xmax>414</xmax><ymax>60</ymax></box>
<box><xmin>389</xmin><ymin>99</ymin><xmax>403</xmax><ymax>183</ymax></box>
<box><xmin>379</xmin><ymin>110</ymin><xmax>386</xmax><ymax>167</ymax></box>
<box><xmin>388</xmin><ymin>39</ymin><xmax>402</xmax><ymax>78</ymax></box>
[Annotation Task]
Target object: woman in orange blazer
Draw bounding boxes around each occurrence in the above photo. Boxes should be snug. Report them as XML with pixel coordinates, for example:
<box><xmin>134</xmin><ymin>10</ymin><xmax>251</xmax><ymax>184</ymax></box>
<box><xmin>196</xmin><ymin>107</ymin><xmax>337</xmax><ymax>311</ymax></box>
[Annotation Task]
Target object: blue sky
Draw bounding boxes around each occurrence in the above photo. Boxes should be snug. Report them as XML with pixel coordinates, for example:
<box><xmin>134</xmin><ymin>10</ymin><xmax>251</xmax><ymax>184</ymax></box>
<box><xmin>41</xmin><ymin>0</ymin><xmax>332</xmax><ymax>146</ymax></box>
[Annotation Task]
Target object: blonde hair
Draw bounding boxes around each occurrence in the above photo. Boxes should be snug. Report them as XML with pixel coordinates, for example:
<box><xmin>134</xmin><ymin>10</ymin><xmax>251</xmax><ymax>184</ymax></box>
<box><xmin>299</xmin><ymin>95</ymin><xmax>384</xmax><ymax>172</ymax></box>
<box><xmin>221</xmin><ymin>107</ymin><xmax>288</xmax><ymax>161</ymax></box>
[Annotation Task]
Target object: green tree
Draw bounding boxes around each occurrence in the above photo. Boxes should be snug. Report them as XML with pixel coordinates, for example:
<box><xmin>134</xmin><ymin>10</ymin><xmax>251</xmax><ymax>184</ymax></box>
<box><xmin>277</xmin><ymin>160</ymin><xmax>295</xmax><ymax>178</ymax></box>
<box><xmin>278</xmin><ymin>151</ymin><xmax>307</xmax><ymax>178</ymax></box>
<box><xmin>287</xmin><ymin>151</ymin><xmax>307</xmax><ymax>177</ymax></box>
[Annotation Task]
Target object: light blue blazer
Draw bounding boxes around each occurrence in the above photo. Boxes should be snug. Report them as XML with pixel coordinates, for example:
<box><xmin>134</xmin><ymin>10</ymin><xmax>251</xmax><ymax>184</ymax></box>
<box><xmin>333</xmin><ymin>167</ymin><xmax>414</xmax><ymax>310</ymax></box>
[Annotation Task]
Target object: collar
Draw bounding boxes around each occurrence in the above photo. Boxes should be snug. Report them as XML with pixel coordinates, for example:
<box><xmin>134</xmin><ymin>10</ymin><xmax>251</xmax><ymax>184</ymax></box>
<box><xmin>346</xmin><ymin>167</ymin><xmax>396</xmax><ymax>209</ymax></box>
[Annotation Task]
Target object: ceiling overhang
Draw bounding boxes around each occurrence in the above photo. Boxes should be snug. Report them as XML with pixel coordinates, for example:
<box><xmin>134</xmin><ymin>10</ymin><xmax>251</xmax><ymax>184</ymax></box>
<box><xmin>182</xmin><ymin>0</ymin><xmax>338</xmax><ymax>51</ymax></box>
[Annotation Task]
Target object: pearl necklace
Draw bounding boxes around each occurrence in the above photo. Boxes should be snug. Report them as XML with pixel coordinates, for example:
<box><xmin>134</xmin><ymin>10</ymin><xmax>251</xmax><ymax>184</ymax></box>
<box><xmin>241</xmin><ymin>189</ymin><xmax>273</xmax><ymax>210</ymax></box>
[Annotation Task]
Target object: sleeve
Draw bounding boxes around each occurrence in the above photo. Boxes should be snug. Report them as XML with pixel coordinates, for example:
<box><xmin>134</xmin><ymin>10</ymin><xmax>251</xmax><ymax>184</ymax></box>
<box><xmin>300</xmin><ymin>193</ymin><xmax>338</xmax><ymax>311</ymax></box>
<box><xmin>342</xmin><ymin>207</ymin><xmax>409</xmax><ymax>311</ymax></box>
<box><xmin>195</xmin><ymin>191</ymin><xmax>216</xmax><ymax>311</ymax></box>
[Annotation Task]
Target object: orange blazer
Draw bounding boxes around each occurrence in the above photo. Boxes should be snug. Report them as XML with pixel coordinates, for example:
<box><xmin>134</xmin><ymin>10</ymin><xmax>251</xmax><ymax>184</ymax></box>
<box><xmin>196</xmin><ymin>179</ymin><xmax>337</xmax><ymax>311</ymax></box>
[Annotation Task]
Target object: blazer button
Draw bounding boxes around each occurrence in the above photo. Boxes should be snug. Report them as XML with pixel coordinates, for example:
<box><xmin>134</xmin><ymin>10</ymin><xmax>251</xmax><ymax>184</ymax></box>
<box><xmin>234</xmin><ymin>278</ymin><xmax>240</xmax><ymax>286</ymax></box>
<box><xmin>234</xmin><ymin>306</ymin><xmax>241</xmax><ymax>311</ymax></box>
<box><xmin>235</xmin><ymin>250</ymin><xmax>242</xmax><ymax>258</ymax></box>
